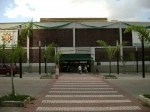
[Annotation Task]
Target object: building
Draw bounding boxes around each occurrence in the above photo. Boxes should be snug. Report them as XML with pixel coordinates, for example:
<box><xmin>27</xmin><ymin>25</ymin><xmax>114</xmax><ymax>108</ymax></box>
<box><xmin>0</xmin><ymin>18</ymin><xmax>150</xmax><ymax>73</ymax></box>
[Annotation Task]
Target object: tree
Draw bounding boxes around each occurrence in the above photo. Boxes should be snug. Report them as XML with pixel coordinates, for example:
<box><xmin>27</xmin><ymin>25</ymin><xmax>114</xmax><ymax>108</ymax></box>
<box><xmin>124</xmin><ymin>25</ymin><xmax>150</xmax><ymax>78</ymax></box>
<box><xmin>0</xmin><ymin>20</ymin><xmax>33</xmax><ymax>97</ymax></box>
<box><xmin>54</xmin><ymin>51</ymin><xmax>62</xmax><ymax>64</ymax></box>
<box><xmin>44</xmin><ymin>43</ymin><xmax>57</xmax><ymax>75</ymax></box>
<box><xmin>96</xmin><ymin>40</ymin><xmax>127</xmax><ymax>75</ymax></box>
<box><xmin>124</xmin><ymin>25</ymin><xmax>150</xmax><ymax>43</ymax></box>
<box><xmin>6</xmin><ymin>45</ymin><xmax>25</xmax><ymax>96</ymax></box>
<box><xmin>0</xmin><ymin>44</ymin><xmax>5</xmax><ymax>61</ymax></box>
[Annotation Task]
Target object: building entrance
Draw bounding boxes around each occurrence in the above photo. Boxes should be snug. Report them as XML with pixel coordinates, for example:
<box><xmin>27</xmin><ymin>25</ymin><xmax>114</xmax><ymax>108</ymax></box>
<box><xmin>60</xmin><ymin>60</ymin><xmax>91</xmax><ymax>73</ymax></box>
<box><xmin>59</xmin><ymin>54</ymin><xmax>92</xmax><ymax>73</ymax></box>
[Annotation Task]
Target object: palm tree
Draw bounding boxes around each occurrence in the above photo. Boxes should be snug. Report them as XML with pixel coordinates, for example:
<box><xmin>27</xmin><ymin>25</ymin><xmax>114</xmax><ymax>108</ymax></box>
<box><xmin>54</xmin><ymin>51</ymin><xmax>62</xmax><ymax>65</ymax></box>
<box><xmin>124</xmin><ymin>25</ymin><xmax>150</xmax><ymax>43</ymax></box>
<box><xmin>124</xmin><ymin>25</ymin><xmax>150</xmax><ymax>78</ymax></box>
<box><xmin>96</xmin><ymin>40</ymin><xmax>126</xmax><ymax>75</ymax></box>
<box><xmin>44</xmin><ymin>43</ymin><xmax>57</xmax><ymax>75</ymax></box>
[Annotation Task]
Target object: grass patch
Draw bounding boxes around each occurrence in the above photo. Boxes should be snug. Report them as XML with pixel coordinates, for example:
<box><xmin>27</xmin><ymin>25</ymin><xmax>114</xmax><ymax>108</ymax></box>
<box><xmin>41</xmin><ymin>75</ymin><xmax>53</xmax><ymax>77</ymax></box>
<box><xmin>103</xmin><ymin>75</ymin><xmax>118</xmax><ymax>79</ymax></box>
<box><xmin>143</xmin><ymin>94</ymin><xmax>150</xmax><ymax>99</ymax></box>
<box><xmin>40</xmin><ymin>74</ymin><xmax>53</xmax><ymax>79</ymax></box>
<box><xmin>0</xmin><ymin>94</ymin><xmax>30</xmax><ymax>102</ymax></box>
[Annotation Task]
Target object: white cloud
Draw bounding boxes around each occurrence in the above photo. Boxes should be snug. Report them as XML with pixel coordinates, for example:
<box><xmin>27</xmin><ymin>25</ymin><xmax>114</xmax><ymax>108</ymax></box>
<box><xmin>4</xmin><ymin>0</ymin><xmax>150</xmax><ymax>22</ymax></box>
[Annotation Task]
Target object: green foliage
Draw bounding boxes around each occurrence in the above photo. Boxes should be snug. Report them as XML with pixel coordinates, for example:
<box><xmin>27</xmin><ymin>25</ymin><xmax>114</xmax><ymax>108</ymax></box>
<box><xmin>0</xmin><ymin>94</ymin><xmax>30</xmax><ymax>102</ymax></box>
<box><xmin>143</xmin><ymin>94</ymin><xmax>150</xmax><ymax>99</ymax></box>
<box><xmin>0</xmin><ymin>44</ymin><xmax>6</xmax><ymax>57</ymax></box>
<box><xmin>54</xmin><ymin>51</ymin><xmax>62</xmax><ymax>64</ymax></box>
<box><xmin>129</xmin><ymin>53</ymin><xmax>136</xmax><ymax>61</ymax></box>
<box><xmin>0</xmin><ymin>20</ymin><xmax>33</xmax><ymax>97</ymax></box>
<box><xmin>96</xmin><ymin>40</ymin><xmax>127</xmax><ymax>61</ymax></box>
<box><xmin>5</xmin><ymin>45</ymin><xmax>25</xmax><ymax>63</ymax></box>
<box><xmin>124</xmin><ymin>25</ymin><xmax>150</xmax><ymax>43</ymax></box>
<box><xmin>96</xmin><ymin>40</ymin><xmax>127</xmax><ymax>75</ymax></box>
<box><xmin>120</xmin><ymin>55</ymin><xmax>130</xmax><ymax>63</ymax></box>
<box><xmin>18</xmin><ymin>20</ymin><xmax>33</xmax><ymax>45</ymax></box>
<box><xmin>103</xmin><ymin>75</ymin><xmax>118</xmax><ymax>79</ymax></box>
<box><xmin>44</xmin><ymin>43</ymin><xmax>57</xmax><ymax>60</ymax></box>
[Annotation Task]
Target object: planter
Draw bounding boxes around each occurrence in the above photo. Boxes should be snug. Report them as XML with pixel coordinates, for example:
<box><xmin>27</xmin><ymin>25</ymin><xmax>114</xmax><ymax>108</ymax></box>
<box><xmin>40</xmin><ymin>75</ymin><xmax>53</xmax><ymax>79</ymax></box>
<box><xmin>138</xmin><ymin>95</ymin><xmax>150</xmax><ymax>106</ymax></box>
<box><xmin>0</xmin><ymin>97</ymin><xmax>31</xmax><ymax>107</ymax></box>
<box><xmin>103</xmin><ymin>75</ymin><xmax>118</xmax><ymax>79</ymax></box>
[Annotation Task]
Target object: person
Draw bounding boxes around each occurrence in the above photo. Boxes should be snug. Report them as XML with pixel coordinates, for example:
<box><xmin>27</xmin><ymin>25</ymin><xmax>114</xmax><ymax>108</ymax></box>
<box><xmin>96</xmin><ymin>65</ymin><xmax>99</xmax><ymax>73</ymax></box>
<box><xmin>78</xmin><ymin>65</ymin><xmax>82</xmax><ymax>74</ymax></box>
<box><xmin>55</xmin><ymin>64</ymin><xmax>59</xmax><ymax>77</ymax></box>
<box><xmin>84</xmin><ymin>65</ymin><xmax>87</xmax><ymax>74</ymax></box>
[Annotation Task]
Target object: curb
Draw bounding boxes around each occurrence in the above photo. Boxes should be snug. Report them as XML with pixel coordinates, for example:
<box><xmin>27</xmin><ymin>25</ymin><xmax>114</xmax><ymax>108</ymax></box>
<box><xmin>138</xmin><ymin>95</ymin><xmax>150</xmax><ymax>106</ymax></box>
<box><xmin>0</xmin><ymin>97</ymin><xmax>31</xmax><ymax>107</ymax></box>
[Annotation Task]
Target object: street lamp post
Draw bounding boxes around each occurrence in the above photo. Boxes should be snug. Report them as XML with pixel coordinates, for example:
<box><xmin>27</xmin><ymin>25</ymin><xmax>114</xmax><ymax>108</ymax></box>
<box><xmin>19</xmin><ymin>25</ymin><xmax>22</xmax><ymax>78</ymax></box>
<box><xmin>2</xmin><ymin>44</ymin><xmax>5</xmax><ymax>64</ymax></box>
<box><xmin>39</xmin><ymin>41</ymin><xmax>41</xmax><ymax>74</ymax></box>
<box><xmin>116</xmin><ymin>40</ymin><xmax>119</xmax><ymax>74</ymax></box>
<box><xmin>141</xmin><ymin>36</ymin><xmax>145</xmax><ymax>78</ymax></box>
<box><xmin>135</xmin><ymin>46</ymin><xmax>138</xmax><ymax>73</ymax></box>
<box><xmin>44</xmin><ymin>45</ymin><xmax>47</xmax><ymax>74</ymax></box>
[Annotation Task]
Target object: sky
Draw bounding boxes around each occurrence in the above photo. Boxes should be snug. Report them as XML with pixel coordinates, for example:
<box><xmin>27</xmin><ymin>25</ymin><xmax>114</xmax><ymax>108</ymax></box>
<box><xmin>0</xmin><ymin>0</ymin><xmax>150</xmax><ymax>23</ymax></box>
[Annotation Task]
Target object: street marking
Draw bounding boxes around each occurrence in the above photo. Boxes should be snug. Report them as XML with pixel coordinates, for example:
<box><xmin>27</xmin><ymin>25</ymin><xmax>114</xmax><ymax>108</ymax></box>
<box><xmin>55</xmin><ymin>83</ymin><xmax>106</xmax><ymax>84</ymax></box>
<box><xmin>56</xmin><ymin>81</ymin><xmax>103</xmax><ymax>82</ymax></box>
<box><xmin>37</xmin><ymin>106</ymin><xmax>141</xmax><ymax>111</ymax></box>
<box><xmin>53</xmin><ymin>85</ymin><xmax>109</xmax><ymax>87</ymax></box>
<box><xmin>51</xmin><ymin>88</ymin><xmax>113</xmax><ymax>90</ymax></box>
<box><xmin>46</xmin><ymin>95</ymin><xmax>124</xmax><ymax>97</ymax></box>
<box><xmin>42</xmin><ymin>99</ymin><xmax>131</xmax><ymax>103</ymax></box>
<box><xmin>49</xmin><ymin>91</ymin><xmax>118</xmax><ymax>93</ymax></box>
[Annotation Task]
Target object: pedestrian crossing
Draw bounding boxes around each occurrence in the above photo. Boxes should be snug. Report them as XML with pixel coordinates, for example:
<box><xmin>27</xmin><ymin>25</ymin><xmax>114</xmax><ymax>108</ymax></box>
<box><xmin>36</xmin><ymin>74</ymin><xmax>141</xmax><ymax>111</ymax></box>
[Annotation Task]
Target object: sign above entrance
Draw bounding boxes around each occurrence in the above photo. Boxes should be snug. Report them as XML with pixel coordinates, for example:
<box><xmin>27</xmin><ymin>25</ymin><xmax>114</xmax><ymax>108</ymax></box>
<box><xmin>58</xmin><ymin>47</ymin><xmax>91</xmax><ymax>54</ymax></box>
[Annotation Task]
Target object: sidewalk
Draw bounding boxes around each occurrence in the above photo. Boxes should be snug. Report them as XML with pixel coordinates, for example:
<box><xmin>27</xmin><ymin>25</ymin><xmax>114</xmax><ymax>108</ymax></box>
<box><xmin>98</xmin><ymin>72</ymin><xmax>150</xmax><ymax>98</ymax></box>
<box><xmin>0</xmin><ymin>72</ymin><xmax>150</xmax><ymax>112</ymax></box>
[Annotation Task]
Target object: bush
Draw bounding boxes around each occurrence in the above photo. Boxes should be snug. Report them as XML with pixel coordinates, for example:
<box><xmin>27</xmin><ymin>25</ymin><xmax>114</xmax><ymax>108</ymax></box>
<box><xmin>0</xmin><ymin>94</ymin><xmax>30</xmax><ymax>102</ymax></box>
<box><xmin>143</xmin><ymin>94</ymin><xmax>150</xmax><ymax>99</ymax></box>
<box><xmin>103</xmin><ymin>75</ymin><xmax>118</xmax><ymax>79</ymax></box>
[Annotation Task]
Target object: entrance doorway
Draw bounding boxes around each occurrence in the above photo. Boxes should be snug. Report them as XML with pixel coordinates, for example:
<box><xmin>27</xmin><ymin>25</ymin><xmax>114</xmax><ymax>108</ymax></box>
<box><xmin>59</xmin><ymin>54</ymin><xmax>92</xmax><ymax>73</ymax></box>
<box><xmin>60</xmin><ymin>60</ymin><xmax>91</xmax><ymax>73</ymax></box>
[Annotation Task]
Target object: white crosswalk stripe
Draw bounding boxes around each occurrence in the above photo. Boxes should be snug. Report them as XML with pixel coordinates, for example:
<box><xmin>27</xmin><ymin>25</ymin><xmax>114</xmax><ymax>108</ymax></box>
<box><xmin>56</xmin><ymin>81</ymin><xmax>104</xmax><ymax>82</ymax></box>
<box><xmin>55</xmin><ymin>83</ymin><xmax>106</xmax><ymax>84</ymax></box>
<box><xmin>42</xmin><ymin>99</ymin><xmax>131</xmax><ymax>103</ymax></box>
<box><xmin>37</xmin><ymin>106</ymin><xmax>141</xmax><ymax>111</ymax></box>
<box><xmin>46</xmin><ymin>95</ymin><xmax>124</xmax><ymax>97</ymax></box>
<box><xmin>53</xmin><ymin>85</ymin><xmax>109</xmax><ymax>87</ymax></box>
<box><xmin>51</xmin><ymin>88</ymin><xmax>113</xmax><ymax>90</ymax></box>
<box><xmin>49</xmin><ymin>91</ymin><xmax>118</xmax><ymax>93</ymax></box>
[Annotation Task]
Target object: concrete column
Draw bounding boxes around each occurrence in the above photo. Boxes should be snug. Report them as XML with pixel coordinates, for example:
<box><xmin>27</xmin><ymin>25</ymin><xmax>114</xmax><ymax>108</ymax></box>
<box><xmin>91</xmin><ymin>47</ymin><xmax>95</xmax><ymax>61</ymax></box>
<box><xmin>119</xmin><ymin>22</ymin><xmax>123</xmax><ymax>56</ymax></box>
<box><xmin>27</xmin><ymin>35</ymin><xmax>30</xmax><ymax>67</ymax></box>
<box><xmin>73</xmin><ymin>22</ymin><xmax>75</xmax><ymax>47</ymax></box>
